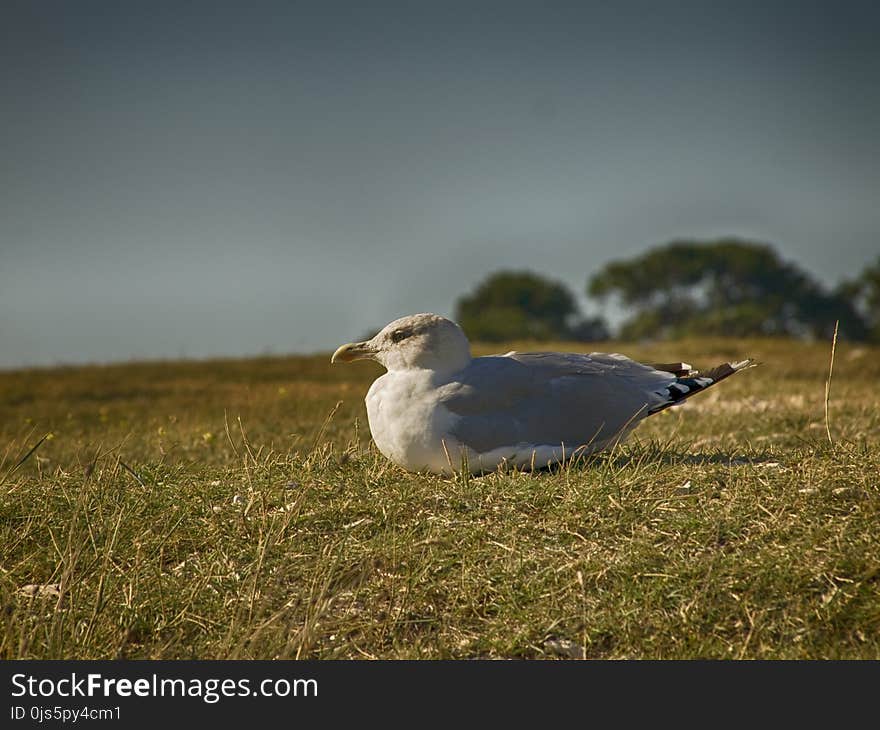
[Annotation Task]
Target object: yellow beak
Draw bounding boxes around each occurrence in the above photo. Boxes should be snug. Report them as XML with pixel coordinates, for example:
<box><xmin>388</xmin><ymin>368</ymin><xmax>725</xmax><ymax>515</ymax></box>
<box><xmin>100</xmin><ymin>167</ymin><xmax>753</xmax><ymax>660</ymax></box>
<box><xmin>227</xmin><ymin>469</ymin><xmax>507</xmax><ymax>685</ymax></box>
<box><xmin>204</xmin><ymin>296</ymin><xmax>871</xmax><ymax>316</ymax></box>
<box><xmin>330</xmin><ymin>341</ymin><xmax>377</xmax><ymax>364</ymax></box>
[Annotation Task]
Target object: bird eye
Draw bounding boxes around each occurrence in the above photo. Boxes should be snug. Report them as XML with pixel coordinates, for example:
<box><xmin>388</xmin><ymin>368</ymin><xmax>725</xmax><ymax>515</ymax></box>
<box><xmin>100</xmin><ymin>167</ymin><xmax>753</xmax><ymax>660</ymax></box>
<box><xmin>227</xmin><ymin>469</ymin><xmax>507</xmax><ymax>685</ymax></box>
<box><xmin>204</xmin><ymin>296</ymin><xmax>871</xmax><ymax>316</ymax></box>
<box><xmin>390</xmin><ymin>329</ymin><xmax>409</xmax><ymax>343</ymax></box>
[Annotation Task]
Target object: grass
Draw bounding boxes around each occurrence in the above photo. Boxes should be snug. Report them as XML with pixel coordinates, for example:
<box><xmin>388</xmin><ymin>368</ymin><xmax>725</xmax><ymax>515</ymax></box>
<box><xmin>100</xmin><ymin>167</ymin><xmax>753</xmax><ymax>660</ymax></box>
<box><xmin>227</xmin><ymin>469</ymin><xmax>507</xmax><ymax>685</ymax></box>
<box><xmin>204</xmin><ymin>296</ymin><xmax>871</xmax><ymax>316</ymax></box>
<box><xmin>1</xmin><ymin>337</ymin><xmax>878</xmax><ymax>659</ymax></box>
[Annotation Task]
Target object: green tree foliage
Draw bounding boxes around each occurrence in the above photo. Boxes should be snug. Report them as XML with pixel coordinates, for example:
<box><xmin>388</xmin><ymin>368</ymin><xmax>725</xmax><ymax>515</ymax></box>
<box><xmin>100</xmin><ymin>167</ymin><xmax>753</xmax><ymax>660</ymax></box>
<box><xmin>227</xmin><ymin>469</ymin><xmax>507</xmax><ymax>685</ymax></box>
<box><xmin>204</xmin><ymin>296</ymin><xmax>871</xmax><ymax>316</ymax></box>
<box><xmin>455</xmin><ymin>270</ymin><xmax>609</xmax><ymax>342</ymax></box>
<box><xmin>840</xmin><ymin>256</ymin><xmax>880</xmax><ymax>342</ymax></box>
<box><xmin>588</xmin><ymin>239</ymin><xmax>868</xmax><ymax>341</ymax></box>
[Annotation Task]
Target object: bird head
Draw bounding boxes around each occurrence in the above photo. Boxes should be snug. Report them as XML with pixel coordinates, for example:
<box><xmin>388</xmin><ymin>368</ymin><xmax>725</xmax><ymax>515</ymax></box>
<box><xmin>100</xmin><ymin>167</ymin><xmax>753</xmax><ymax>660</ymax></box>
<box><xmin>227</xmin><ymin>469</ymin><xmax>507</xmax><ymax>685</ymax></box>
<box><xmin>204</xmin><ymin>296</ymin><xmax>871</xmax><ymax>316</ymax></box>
<box><xmin>331</xmin><ymin>313</ymin><xmax>472</xmax><ymax>373</ymax></box>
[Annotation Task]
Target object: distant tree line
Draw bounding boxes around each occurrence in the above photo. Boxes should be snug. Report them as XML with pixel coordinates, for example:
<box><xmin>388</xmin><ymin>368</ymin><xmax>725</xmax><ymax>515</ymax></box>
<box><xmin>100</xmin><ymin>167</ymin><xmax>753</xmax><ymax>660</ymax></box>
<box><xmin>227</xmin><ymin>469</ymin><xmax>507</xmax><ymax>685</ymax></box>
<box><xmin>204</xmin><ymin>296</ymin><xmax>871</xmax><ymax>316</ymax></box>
<box><xmin>455</xmin><ymin>271</ymin><xmax>609</xmax><ymax>342</ymax></box>
<box><xmin>453</xmin><ymin>239</ymin><xmax>880</xmax><ymax>342</ymax></box>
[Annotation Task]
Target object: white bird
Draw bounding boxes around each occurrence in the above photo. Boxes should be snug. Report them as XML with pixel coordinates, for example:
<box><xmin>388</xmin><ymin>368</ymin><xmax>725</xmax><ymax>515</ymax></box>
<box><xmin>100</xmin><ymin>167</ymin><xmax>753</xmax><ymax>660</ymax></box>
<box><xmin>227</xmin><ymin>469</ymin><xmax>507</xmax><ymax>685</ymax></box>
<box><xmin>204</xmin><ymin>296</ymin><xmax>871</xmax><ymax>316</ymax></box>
<box><xmin>331</xmin><ymin>313</ymin><xmax>754</xmax><ymax>474</ymax></box>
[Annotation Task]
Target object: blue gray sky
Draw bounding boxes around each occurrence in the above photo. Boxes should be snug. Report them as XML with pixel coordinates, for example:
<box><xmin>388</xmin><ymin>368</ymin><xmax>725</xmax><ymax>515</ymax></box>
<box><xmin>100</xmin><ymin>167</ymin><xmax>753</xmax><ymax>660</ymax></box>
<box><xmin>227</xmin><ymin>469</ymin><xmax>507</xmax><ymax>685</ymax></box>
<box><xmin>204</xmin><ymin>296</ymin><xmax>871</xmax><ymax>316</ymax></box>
<box><xmin>2</xmin><ymin>0</ymin><xmax>878</xmax><ymax>368</ymax></box>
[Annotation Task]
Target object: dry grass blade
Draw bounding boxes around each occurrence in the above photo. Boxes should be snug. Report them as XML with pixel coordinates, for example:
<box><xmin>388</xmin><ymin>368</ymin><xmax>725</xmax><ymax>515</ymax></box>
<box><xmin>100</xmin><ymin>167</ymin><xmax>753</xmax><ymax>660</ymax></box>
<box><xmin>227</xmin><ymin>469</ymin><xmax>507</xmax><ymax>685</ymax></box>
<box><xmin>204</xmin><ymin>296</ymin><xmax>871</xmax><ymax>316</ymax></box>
<box><xmin>824</xmin><ymin>320</ymin><xmax>839</xmax><ymax>446</ymax></box>
<box><xmin>1</xmin><ymin>432</ymin><xmax>50</xmax><ymax>484</ymax></box>
<box><xmin>118</xmin><ymin>460</ymin><xmax>146</xmax><ymax>487</ymax></box>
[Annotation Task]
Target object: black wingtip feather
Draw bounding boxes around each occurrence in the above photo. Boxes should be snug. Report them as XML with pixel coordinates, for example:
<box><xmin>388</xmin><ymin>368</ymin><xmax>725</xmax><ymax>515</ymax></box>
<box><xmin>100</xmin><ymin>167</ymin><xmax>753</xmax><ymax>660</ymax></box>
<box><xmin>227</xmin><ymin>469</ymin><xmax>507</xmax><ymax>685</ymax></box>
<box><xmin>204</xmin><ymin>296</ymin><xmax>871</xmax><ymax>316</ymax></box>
<box><xmin>697</xmin><ymin>358</ymin><xmax>758</xmax><ymax>384</ymax></box>
<box><xmin>648</xmin><ymin>358</ymin><xmax>757</xmax><ymax>414</ymax></box>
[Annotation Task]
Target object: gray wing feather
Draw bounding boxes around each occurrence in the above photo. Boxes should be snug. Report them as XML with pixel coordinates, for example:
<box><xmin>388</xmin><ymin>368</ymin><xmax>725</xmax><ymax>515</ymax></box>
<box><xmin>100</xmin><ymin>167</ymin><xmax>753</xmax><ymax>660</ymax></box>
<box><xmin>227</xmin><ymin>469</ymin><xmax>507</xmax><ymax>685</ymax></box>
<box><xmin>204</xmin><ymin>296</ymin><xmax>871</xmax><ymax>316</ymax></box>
<box><xmin>441</xmin><ymin>352</ymin><xmax>675</xmax><ymax>453</ymax></box>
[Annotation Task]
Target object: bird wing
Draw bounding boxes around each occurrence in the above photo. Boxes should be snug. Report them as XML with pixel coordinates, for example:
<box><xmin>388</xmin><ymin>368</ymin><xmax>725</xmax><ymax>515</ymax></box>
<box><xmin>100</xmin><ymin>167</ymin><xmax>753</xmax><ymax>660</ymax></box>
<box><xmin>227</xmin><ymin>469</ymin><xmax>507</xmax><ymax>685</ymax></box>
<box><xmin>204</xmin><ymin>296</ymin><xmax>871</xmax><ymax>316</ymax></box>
<box><xmin>439</xmin><ymin>352</ymin><xmax>676</xmax><ymax>453</ymax></box>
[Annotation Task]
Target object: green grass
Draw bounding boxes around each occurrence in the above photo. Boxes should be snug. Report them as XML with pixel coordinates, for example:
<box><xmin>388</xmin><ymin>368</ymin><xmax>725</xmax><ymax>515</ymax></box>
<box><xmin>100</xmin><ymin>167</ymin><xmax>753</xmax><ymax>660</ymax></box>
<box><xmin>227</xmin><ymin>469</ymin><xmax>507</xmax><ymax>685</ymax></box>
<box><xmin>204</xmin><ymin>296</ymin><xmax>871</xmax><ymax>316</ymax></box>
<box><xmin>1</xmin><ymin>337</ymin><xmax>878</xmax><ymax>659</ymax></box>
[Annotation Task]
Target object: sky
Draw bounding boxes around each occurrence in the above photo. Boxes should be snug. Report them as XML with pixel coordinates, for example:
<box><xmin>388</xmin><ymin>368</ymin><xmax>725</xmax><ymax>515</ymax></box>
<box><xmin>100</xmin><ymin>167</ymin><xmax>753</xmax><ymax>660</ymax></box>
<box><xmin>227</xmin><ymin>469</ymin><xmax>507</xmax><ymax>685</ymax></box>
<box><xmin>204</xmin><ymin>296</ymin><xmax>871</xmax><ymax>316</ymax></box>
<box><xmin>1</xmin><ymin>0</ymin><xmax>878</xmax><ymax>368</ymax></box>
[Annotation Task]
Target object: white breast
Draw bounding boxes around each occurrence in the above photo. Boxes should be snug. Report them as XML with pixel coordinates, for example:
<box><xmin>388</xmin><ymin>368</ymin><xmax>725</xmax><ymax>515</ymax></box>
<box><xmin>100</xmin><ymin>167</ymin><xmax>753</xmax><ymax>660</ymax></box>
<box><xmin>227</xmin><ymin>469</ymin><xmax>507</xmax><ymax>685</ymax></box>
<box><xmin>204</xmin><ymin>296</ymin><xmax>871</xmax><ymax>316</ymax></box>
<box><xmin>365</xmin><ymin>371</ymin><xmax>462</xmax><ymax>473</ymax></box>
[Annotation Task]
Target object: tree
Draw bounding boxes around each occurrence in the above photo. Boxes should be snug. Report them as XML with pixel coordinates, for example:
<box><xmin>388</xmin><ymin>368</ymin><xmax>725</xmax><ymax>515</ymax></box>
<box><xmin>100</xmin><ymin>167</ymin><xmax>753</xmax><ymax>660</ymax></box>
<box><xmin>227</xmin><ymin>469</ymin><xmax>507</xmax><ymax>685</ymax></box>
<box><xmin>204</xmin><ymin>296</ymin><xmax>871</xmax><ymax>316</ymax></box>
<box><xmin>840</xmin><ymin>256</ymin><xmax>880</xmax><ymax>342</ymax></box>
<box><xmin>455</xmin><ymin>270</ymin><xmax>609</xmax><ymax>342</ymax></box>
<box><xmin>588</xmin><ymin>239</ymin><xmax>868</xmax><ymax>341</ymax></box>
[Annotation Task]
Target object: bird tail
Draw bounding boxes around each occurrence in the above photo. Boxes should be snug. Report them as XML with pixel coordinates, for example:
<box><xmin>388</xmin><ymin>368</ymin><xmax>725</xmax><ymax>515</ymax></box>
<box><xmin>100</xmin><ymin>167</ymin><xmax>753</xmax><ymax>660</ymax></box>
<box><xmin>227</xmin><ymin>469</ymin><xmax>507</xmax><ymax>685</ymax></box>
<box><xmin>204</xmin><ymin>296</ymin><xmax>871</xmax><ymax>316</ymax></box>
<box><xmin>648</xmin><ymin>358</ymin><xmax>757</xmax><ymax>414</ymax></box>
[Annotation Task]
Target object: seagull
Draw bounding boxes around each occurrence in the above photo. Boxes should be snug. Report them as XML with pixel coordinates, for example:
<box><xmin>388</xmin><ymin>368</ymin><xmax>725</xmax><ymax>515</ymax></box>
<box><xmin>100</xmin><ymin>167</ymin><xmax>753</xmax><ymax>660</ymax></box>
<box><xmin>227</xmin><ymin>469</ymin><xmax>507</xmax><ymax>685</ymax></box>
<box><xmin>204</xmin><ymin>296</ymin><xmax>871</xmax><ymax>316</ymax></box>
<box><xmin>331</xmin><ymin>313</ymin><xmax>754</xmax><ymax>474</ymax></box>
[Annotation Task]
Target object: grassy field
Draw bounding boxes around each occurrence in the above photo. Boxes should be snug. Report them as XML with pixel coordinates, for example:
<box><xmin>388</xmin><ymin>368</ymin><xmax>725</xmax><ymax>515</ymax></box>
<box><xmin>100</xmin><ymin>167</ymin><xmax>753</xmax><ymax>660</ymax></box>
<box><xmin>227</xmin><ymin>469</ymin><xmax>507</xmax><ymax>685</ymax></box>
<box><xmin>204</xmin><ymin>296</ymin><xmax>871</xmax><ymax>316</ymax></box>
<box><xmin>1</xmin><ymin>336</ymin><xmax>878</xmax><ymax>659</ymax></box>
